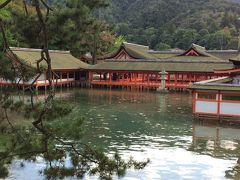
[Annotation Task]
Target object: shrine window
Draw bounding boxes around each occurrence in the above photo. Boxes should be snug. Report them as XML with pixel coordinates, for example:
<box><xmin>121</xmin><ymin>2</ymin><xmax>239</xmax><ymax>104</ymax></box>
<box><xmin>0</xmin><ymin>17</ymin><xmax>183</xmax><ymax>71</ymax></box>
<box><xmin>222</xmin><ymin>95</ymin><xmax>240</xmax><ymax>101</ymax></box>
<box><xmin>197</xmin><ymin>93</ymin><xmax>216</xmax><ymax>100</ymax></box>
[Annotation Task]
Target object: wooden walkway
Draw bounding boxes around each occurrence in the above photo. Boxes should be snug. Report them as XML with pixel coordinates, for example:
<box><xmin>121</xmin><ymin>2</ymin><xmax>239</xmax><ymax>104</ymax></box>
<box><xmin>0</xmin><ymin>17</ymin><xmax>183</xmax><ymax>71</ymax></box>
<box><xmin>0</xmin><ymin>78</ymin><xmax>82</xmax><ymax>87</ymax></box>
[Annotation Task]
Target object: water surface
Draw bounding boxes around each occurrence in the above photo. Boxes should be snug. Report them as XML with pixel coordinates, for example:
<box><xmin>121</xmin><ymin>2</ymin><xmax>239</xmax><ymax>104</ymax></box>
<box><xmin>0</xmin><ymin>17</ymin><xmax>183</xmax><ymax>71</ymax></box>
<box><xmin>9</xmin><ymin>89</ymin><xmax>240</xmax><ymax>179</ymax></box>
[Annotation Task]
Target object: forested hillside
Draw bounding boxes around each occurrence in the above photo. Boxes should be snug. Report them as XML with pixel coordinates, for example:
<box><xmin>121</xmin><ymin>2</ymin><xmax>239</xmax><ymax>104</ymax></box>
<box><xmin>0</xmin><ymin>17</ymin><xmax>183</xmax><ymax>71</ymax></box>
<box><xmin>102</xmin><ymin>0</ymin><xmax>240</xmax><ymax>50</ymax></box>
<box><xmin>1</xmin><ymin>0</ymin><xmax>240</xmax><ymax>58</ymax></box>
<box><xmin>0</xmin><ymin>0</ymin><xmax>114</xmax><ymax>59</ymax></box>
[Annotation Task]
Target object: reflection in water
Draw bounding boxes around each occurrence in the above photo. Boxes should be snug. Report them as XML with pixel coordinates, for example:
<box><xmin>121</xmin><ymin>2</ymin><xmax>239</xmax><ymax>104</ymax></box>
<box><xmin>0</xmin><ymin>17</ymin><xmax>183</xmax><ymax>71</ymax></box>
<box><xmin>10</xmin><ymin>88</ymin><xmax>73</xmax><ymax>104</ymax></box>
<box><xmin>191</xmin><ymin>121</ymin><xmax>240</xmax><ymax>179</ymax></box>
<box><xmin>8</xmin><ymin>89</ymin><xmax>240</xmax><ymax>179</ymax></box>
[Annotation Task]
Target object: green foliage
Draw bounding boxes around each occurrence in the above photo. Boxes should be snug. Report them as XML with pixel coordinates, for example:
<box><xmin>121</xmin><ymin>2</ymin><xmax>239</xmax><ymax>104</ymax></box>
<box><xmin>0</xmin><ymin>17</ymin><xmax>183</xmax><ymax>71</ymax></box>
<box><xmin>0</xmin><ymin>0</ymin><xmax>12</xmax><ymax>21</ymax></box>
<box><xmin>0</xmin><ymin>165</ymin><xmax>8</xmax><ymax>179</ymax></box>
<box><xmin>11</xmin><ymin>101</ymin><xmax>24</xmax><ymax>112</ymax></box>
<box><xmin>0</xmin><ymin>96</ymin><xmax>149</xmax><ymax>179</ymax></box>
<box><xmin>52</xmin><ymin>112</ymin><xmax>85</xmax><ymax>139</ymax></box>
<box><xmin>104</xmin><ymin>0</ymin><xmax>240</xmax><ymax>50</ymax></box>
<box><xmin>2</xmin><ymin>99</ymin><xmax>14</xmax><ymax>109</ymax></box>
<box><xmin>0</xmin><ymin>0</ymin><xmax>114</xmax><ymax>57</ymax></box>
<box><xmin>44</xmin><ymin>100</ymin><xmax>73</xmax><ymax>120</ymax></box>
<box><xmin>173</xmin><ymin>28</ymin><xmax>198</xmax><ymax>50</ymax></box>
<box><xmin>156</xmin><ymin>43</ymin><xmax>171</xmax><ymax>50</ymax></box>
<box><xmin>108</xmin><ymin>35</ymin><xmax>126</xmax><ymax>52</ymax></box>
<box><xmin>1</xmin><ymin>0</ymin><xmax>240</xmax><ymax>54</ymax></box>
<box><xmin>9</xmin><ymin>11</ymin><xmax>43</xmax><ymax>48</ymax></box>
<box><xmin>0</xmin><ymin>54</ymin><xmax>15</xmax><ymax>82</ymax></box>
<box><xmin>0</xmin><ymin>1</ymin><xmax>150</xmax><ymax>179</ymax></box>
<box><xmin>208</xmin><ymin>29</ymin><xmax>231</xmax><ymax>49</ymax></box>
<box><xmin>225</xmin><ymin>159</ymin><xmax>240</xmax><ymax>179</ymax></box>
<box><xmin>24</xmin><ymin>100</ymin><xmax>73</xmax><ymax>121</ymax></box>
<box><xmin>42</xmin><ymin>145</ymin><xmax>149</xmax><ymax>180</ymax></box>
<box><xmin>46</xmin><ymin>0</ymin><xmax>114</xmax><ymax>57</ymax></box>
<box><xmin>115</xmin><ymin>23</ymin><xmax>129</xmax><ymax>36</ymax></box>
<box><xmin>43</xmin><ymin>166</ymin><xmax>75</xmax><ymax>179</ymax></box>
<box><xmin>0</xmin><ymin>52</ymin><xmax>36</xmax><ymax>83</ymax></box>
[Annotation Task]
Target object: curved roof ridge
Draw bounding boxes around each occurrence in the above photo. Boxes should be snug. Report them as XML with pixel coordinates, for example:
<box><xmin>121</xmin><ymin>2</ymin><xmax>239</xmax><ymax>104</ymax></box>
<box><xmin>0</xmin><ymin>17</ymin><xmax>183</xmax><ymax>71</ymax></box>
<box><xmin>123</xmin><ymin>42</ymin><xmax>149</xmax><ymax>49</ymax></box>
<box><xmin>177</xmin><ymin>43</ymin><xmax>221</xmax><ymax>60</ymax></box>
<box><xmin>207</xmin><ymin>50</ymin><xmax>238</xmax><ymax>53</ymax></box>
<box><xmin>10</xmin><ymin>47</ymin><xmax>70</xmax><ymax>54</ymax></box>
<box><xmin>148</xmin><ymin>50</ymin><xmax>183</xmax><ymax>54</ymax></box>
<box><xmin>191</xmin><ymin>43</ymin><xmax>206</xmax><ymax>51</ymax></box>
<box><xmin>105</xmin><ymin>59</ymin><xmax>230</xmax><ymax>64</ymax></box>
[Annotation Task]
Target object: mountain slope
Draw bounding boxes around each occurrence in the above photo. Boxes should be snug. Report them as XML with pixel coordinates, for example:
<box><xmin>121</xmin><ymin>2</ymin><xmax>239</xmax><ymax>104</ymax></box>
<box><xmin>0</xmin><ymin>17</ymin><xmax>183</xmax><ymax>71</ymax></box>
<box><xmin>103</xmin><ymin>0</ymin><xmax>240</xmax><ymax>50</ymax></box>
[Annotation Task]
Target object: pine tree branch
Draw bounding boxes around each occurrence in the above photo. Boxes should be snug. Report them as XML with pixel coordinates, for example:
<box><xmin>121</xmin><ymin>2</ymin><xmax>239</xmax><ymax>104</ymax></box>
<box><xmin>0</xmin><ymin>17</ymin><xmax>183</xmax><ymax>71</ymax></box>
<box><xmin>40</xmin><ymin>0</ymin><xmax>53</xmax><ymax>11</ymax></box>
<box><xmin>0</xmin><ymin>150</ymin><xmax>45</xmax><ymax>162</ymax></box>
<box><xmin>0</xmin><ymin>0</ymin><xmax>12</xmax><ymax>9</ymax></box>
<box><xmin>0</xmin><ymin>18</ymin><xmax>9</xmax><ymax>51</ymax></box>
<box><xmin>22</xmin><ymin>0</ymin><xmax>29</xmax><ymax>15</ymax></box>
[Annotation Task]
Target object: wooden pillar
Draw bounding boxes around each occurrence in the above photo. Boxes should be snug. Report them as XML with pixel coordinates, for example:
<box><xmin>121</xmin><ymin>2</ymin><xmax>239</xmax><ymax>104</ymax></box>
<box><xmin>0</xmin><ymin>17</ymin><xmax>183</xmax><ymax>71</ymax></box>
<box><xmin>60</xmin><ymin>72</ymin><xmax>63</xmax><ymax>83</ymax></box>
<box><xmin>147</xmin><ymin>73</ymin><xmax>149</xmax><ymax>84</ymax></box>
<box><xmin>181</xmin><ymin>73</ymin><xmax>184</xmax><ymax>87</ymax></box>
<box><xmin>109</xmin><ymin>72</ymin><xmax>112</xmax><ymax>90</ymax></box>
<box><xmin>88</xmin><ymin>71</ymin><xmax>92</xmax><ymax>82</ymax></box>
<box><xmin>52</xmin><ymin>74</ymin><xmax>55</xmax><ymax>85</ymax></box>
<box><xmin>44</xmin><ymin>72</ymin><xmax>47</xmax><ymax>90</ymax></box>
<box><xmin>174</xmin><ymin>74</ymin><xmax>177</xmax><ymax>87</ymax></box>
<box><xmin>60</xmin><ymin>72</ymin><xmax>63</xmax><ymax>88</ymax></box>
<box><xmin>217</xmin><ymin>91</ymin><xmax>221</xmax><ymax>118</ymax></box>
<box><xmin>168</xmin><ymin>73</ymin><xmax>171</xmax><ymax>84</ymax></box>
<box><xmin>88</xmin><ymin>71</ymin><xmax>92</xmax><ymax>88</ymax></box>
<box><xmin>135</xmin><ymin>73</ymin><xmax>137</xmax><ymax>85</ymax></box>
<box><xmin>73</xmin><ymin>71</ymin><xmax>76</xmax><ymax>86</ymax></box>
<box><xmin>192</xmin><ymin>91</ymin><xmax>197</xmax><ymax>114</ymax></box>
<box><xmin>67</xmin><ymin>72</ymin><xmax>69</xmax><ymax>87</ymax></box>
<box><xmin>109</xmin><ymin>72</ymin><xmax>112</xmax><ymax>83</ymax></box>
